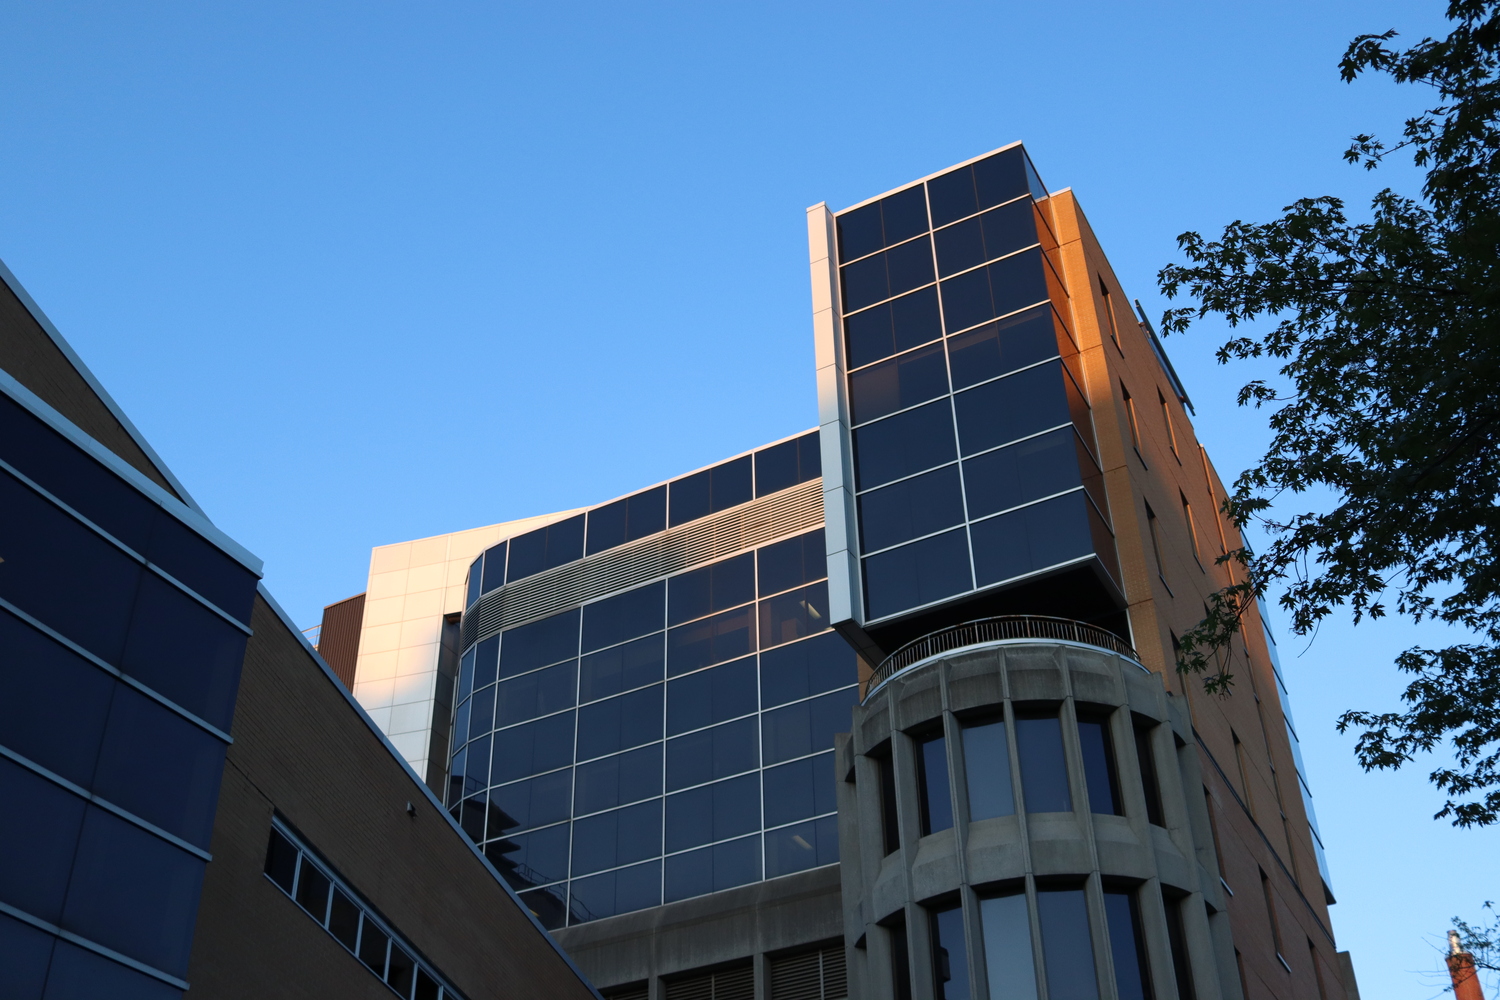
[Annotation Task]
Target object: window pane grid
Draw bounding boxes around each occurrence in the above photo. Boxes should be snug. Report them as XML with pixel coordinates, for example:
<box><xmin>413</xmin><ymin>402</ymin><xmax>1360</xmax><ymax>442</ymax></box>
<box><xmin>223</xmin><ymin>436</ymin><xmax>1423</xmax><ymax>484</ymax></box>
<box><xmin>455</xmin><ymin>531</ymin><xmax>849</xmax><ymax>926</ymax></box>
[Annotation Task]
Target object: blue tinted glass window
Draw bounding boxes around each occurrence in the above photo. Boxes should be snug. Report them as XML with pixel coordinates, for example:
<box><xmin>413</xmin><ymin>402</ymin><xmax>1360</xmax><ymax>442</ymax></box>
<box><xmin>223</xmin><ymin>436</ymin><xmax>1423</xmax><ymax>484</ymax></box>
<box><xmin>927</xmin><ymin>165</ymin><xmax>980</xmax><ymax>229</ymax></box>
<box><xmin>580</xmin><ymin>634</ymin><xmax>664</xmax><ymax>703</ymax></box>
<box><xmin>460</xmin><ymin>793</ymin><xmax>489</xmax><ymax>841</ymax></box>
<box><xmin>758</xmin><ymin>581</ymin><xmax>830</xmax><ymax>649</ymax></box>
<box><xmin>765</xmin><ymin>814</ymin><xmax>839</xmax><ymax>878</ymax></box>
<box><xmin>953</xmin><ymin>361</ymin><xmax>1071</xmax><ymax>457</ymax></box>
<box><xmin>852</xmin><ymin>398</ymin><xmax>957</xmax><ymax>491</ymax></box>
<box><xmin>567</xmin><ymin>859</ymin><xmax>661</xmax><ymax>924</ymax></box>
<box><xmin>576</xmin><ymin>686</ymin><xmax>663</xmax><ymax>761</ymax></box>
<box><xmin>664</xmin><ymin>773</ymin><xmax>760</xmax><ymax>852</ymax></box>
<box><xmin>837</xmin><ymin>201</ymin><xmax>884</xmax><ymax>262</ymax></box>
<box><xmin>142</xmin><ymin>514</ymin><xmax>258</xmax><ymax>627</ymax></box>
<box><xmin>492</xmin><ymin>712</ymin><xmax>575</xmax><ymax>783</ymax></box>
<box><xmin>466</xmin><ymin>556</ymin><xmax>483</xmax><ymax>607</ymax></box>
<box><xmin>464</xmin><ymin>735</ymin><xmax>492</xmax><ymax>793</ymax></box>
<box><xmin>667</xmin><ymin>606</ymin><xmax>754</xmax><ymax>676</ymax></box>
<box><xmin>0</xmin><ymin>468</ymin><xmax>142</xmax><ymax>664</ymax></box>
<box><xmin>980</xmin><ymin>893</ymin><xmax>1037</xmax><ymax>1000</ymax></box>
<box><xmin>1079</xmin><ymin>717</ymin><xmax>1122</xmax><ymax>816</ymax></box>
<box><xmin>489</xmin><ymin>770</ymin><xmax>573</xmax><ymax>836</ymax></box>
<box><xmin>667</xmin><ymin>717</ymin><xmax>759</xmax><ymax>791</ymax></box>
<box><xmin>92</xmin><ymin>684</ymin><xmax>227</xmax><ymax>849</ymax></box>
<box><xmin>519</xmin><ymin>885</ymin><xmax>568</xmax><ymax>931</ymax></box>
<box><xmin>0</xmin><ymin>608</ymin><xmax>113</xmax><ymax>788</ymax></box>
<box><xmin>841</xmin><ymin>237</ymin><xmax>934</xmax><ymax>313</ymax></box>
<box><xmin>947</xmin><ymin>305</ymin><xmax>1060</xmax><ymax>390</ymax></box>
<box><xmin>669</xmin><ymin>457</ymin><xmax>753</xmax><ymax>527</ymax></box>
<box><xmin>859</xmin><ymin>466</ymin><xmax>965</xmax><ymax>553</ymax></box>
<box><xmin>849</xmin><ymin>343</ymin><xmax>949</xmax><ymax>426</ymax></box>
<box><xmin>934</xmin><ymin>198</ymin><xmax>1037</xmax><ymax>278</ymax></box>
<box><xmin>930</xmin><ymin>903</ymin><xmax>970</xmax><ymax>1000</ymax></box>
<box><xmin>962</xmin><ymin>719</ymin><xmax>1015</xmax><ymax>821</ymax></box>
<box><xmin>1016</xmin><ymin>713</ymin><xmax>1071</xmax><ymax>812</ymax></box>
<box><xmin>62</xmin><ymin>806</ymin><xmax>205</xmax><ymax>976</ymax></box>
<box><xmin>1104</xmin><ymin>891</ymin><xmax>1152</xmax><ymax>1000</ymax></box>
<box><xmin>0</xmin><ymin>755</ymin><xmax>87</xmax><ymax>924</ymax></box>
<box><xmin>457</xmin><ymin>647</ymin><xmax>477</xmax><ymax>704</ymax></box>
<box><xmin>763</xmin><ymin>751</ymin><xmax>837</xmax><ymax>828</ymax></box>
<box><xmin>480</xmin><ymin>542</ymin><xmax>507</xmax><ymax>594</ymax></box>
<box><xmin>43</xmin><ymin>938</ymin><xmax>184</xmax><ymax>1000</ymax></box>
<box><xmin>664</xmin><ymin>834</ymin><xmax>761</xmax><ymax>903</ymax></box>
<box><xmin>468</xmin><ymin>684</ymin><xmax>496</xmax><ymax>742</ymax></box>
<box><xmin>120</xmin><ymin>572</ymin><xmax>248</xmax><ymax>731</ymax></box>
<box><xmin>496</xmin><ymin>660</ymin><xmax>577</xmax><ymax>727</ymax></box>
<box><xmin>757</xmin><ymin>529</ymin><xmax>825</xmax><ymax>597</ymax></box>
<box><xmin>668</xmin><ymin>553</ymin><xmax>754</xmax><ymax>626</ymax></box>
<box><xmin>837</xmin><ymin>185</ymin><xmax>928</xmax><ymax>262</ymax></box>
<box><xmin>970</xmin><ymin>491</ymin><xmax>1094</xmax><ymax>588</ymax></box>
<box><xmin>500</xmin><ymin>609</ymin><xmax>579</xmax><ymax>678</ymax></box>
<box><xmin>506</xmin><ymin>515</ymin><xmax>585</xmax><ymax>583</ymax></box>
<box><xmin>917</xmin><ymin>734</ymin><xmax>954</xmax><ymax>835</ymax></box>
<box><xmin>473</xmin><ymin>633</ymin><xmax>500</xmax><ymax>689</ymax></box>
<box><xmin>940</xmin><ymin>248</ymin><xmax>1050</xmax><ymax>335</ymax></box>
<box><xmin>760</xmin><ymin>632</ymin><xmax>858</xmax><ymax>708</ymax></box>
<box><xmin>754</xmin><ymin>432</ymin><xmax>822</xmax><ymax>498</ymax></box>
<box><xmin>582</xmin><ymin>582</ymin><xmax>664</xmax><ymax>653</ymax></box>
<box><xmin>491</xmin><ymin>822</ymin><xmax>570</xmax><ymax>890</ymax></box>
<box><xmin>587</xmin><ymin>486</ymin><xmax>667</xmax><ymax>555</ymax></box>
<box><xmin>571</xmin><ymin>799</ymin><xmax>662</xmax><ymax>876</ymax></box>
<box><xmin>666</xmin><ymin>656</ymin><xmax>757</xmax><ymax>736</ymax></box>
<box><xmin>862</xmin><ymin>528</ymin><xmax>972</xmax><ymax>620</ymax></box>
<box><xmin>973</xmin><ymin>148</ymin><xmax>1031</xmax><ymax>210</ymax></box>
<box><xmin>845</xmin><ymin>287</ymin><xmax>944</xmax><ymax>370</ymax></box>
<box><xmin>1037</xmin><ymin>889</ymin><xmax>1099</xmax><ymax>1000</ymax></box>
<box><xmin>575</xmin><ymin>743</ymin><xmax>662</xmax><ymax>815</ymax></box>
<box><xmin>761</xmin><ymin>688</ymin><xmax>859</xmax><ymax>766</ymax></box>
<box><xmin>0</xmin><ymin>909</ymin><xmax>55</xmax><ymax>998</ymax></box>
<box><xmin>962</xmin><ymin>428</ymin><xmax>1081</xmax><ymax>520</ymax></box>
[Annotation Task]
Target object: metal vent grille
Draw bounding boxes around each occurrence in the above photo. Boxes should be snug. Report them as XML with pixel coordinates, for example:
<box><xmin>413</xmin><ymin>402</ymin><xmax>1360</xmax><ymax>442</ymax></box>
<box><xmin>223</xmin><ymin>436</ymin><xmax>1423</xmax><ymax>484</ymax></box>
<box><xmin>460</xmin><ymin>480</ymin><xmax>823</xmax><ymax>649</ymax></box>
<box><xmin>770</xmin><ymin>943</ymin><xmax>847</xmax><ymax>1000</ymax></box>
<box><xmin>665</xmin><ymin>964</ymin><xmax>754</xmax><ymax>1000</ymax></box>
<box><xmin>601</xmin><ymin>983</ymin><xmax>649</xmax><ymax>1000</ymax></box>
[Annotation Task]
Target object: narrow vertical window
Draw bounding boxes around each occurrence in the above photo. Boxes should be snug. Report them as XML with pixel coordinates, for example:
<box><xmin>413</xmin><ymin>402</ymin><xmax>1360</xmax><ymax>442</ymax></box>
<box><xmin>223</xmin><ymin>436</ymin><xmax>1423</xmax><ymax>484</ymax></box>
<box><xmin>962</xmin><ymin>717</ymin><xmax>1016</xmax><ymax>820</ymax></box>
<box><xmin>889</xmin><ymin>914</ymin><xmax>914</xmax><ymax>1000</ymax></box>
<box><xmin>1077</xmin><ymin>714</ymin><xmax>1122</xmax><ymax>815</ymax></box>
<box><xmin>1180</xmin><ymin>491</ymin><xmax>1201</xmax><ymax>565</ymax></box>
<box><xmin>1198</xmin><ymin>447</ymin><xmax>1229</xmax><ymax>556</ymax></box>
<box><xmin>1122</xmin><ymin>384</ymin><xmax>1144</xmax><ymax>460</ymax></box>
<box><xmin>876</xmin><ymin>744</ymin><xmax>901</xmax><ymax>855</ymax></box>
<box><xmin>1134</xmin><ymin>721</ymin><xmax>1165</xmax><ymax>827</ymax></box>
<box><xmin>1037</xmin><ymin>888</ymin><xmax>1100</xmax><ymax>1000</ymax></box>
<box><xmin>980</xmin><ymin>893</ymin><xmax>1038</xmax><ymax>1000</ymax></box>
<box><xmin>1161</xmin><ymin>892</ymin><xmax>1196</xmax><ymax>1000</ymax></box>
<box><xmin>1099</xmin><ymin>277</ymin><xmax>1121</xmax><ymax>350</ymax></box>
<box><xmin>1202</xmin><ymin>788</ymin><xmax>1226</xmax><ymax>885</ymax></box>
<box><xmin>1260</xmin><ymin>869</ymin><xmax>1285</xmax><ymax>961</ymax></box>
<box><xmin>1309</xmin><ymin>940</ymin><xmax>1329</xmax><ymax>1000</ymax></box>
<box><xmin>1158</xmin><ymin>389</ymin><xmax>1179</xmax><ymax>459</ymax></box>
<box><xmin>930</xmin><ymin>904</ymin><xmax>971</xmax><ymax>1000</ymax></box>
<box><xmin>1232</xmin><ymin>731</ymin><xmax>1257</xmax><ymax>816</ymax></box>
<box><xmin>1145</xmin><ymin>502</ymin><xmax>1166</xmax><ymax>584</ymax></box>
<box><xmin>918</xmin><ymin>732</ymin><xmax>955</xmax><ymax>835</ymax></box>
<box><xmin>1015</xmin><ymin>712</ymin><xmax>1071</xmax><ymax>813</ymax></box>
<box><xmin>1103</xmin><ymin>890</ymin><xmax>1153</xmax><ymax>1000</ymax></box>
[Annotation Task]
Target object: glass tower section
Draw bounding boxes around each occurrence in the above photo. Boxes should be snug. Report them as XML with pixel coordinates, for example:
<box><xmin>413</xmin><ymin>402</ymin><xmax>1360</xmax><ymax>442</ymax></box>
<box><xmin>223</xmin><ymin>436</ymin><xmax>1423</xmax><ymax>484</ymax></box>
<box><xmin>449</xmin><ymin>432</ymin><xmax>858</xmax><ymax>929</ymax></box>
<box><xmin>830</xmin><ymin>144</ymin><xmax>1120</xmax><ymax>626</ymax></box>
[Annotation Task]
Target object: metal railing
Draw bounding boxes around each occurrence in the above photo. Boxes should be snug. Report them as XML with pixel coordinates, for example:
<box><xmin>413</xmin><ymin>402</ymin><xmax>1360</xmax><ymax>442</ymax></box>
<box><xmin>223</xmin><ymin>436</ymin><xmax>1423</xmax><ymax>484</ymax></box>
<box><xmin>865</xmin><ymin>615</ymin><xmax>1139</xmax><ymax>697</ymax></box>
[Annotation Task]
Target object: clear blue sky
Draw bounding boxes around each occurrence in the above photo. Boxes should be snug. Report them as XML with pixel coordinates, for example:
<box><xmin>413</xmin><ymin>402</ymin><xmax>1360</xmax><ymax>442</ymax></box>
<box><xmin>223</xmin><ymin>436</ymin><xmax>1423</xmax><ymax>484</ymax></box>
<box><xmin>1</xmin><ymin>1</ymin><xmax>1487</xmax><ymax>995</ymax></box>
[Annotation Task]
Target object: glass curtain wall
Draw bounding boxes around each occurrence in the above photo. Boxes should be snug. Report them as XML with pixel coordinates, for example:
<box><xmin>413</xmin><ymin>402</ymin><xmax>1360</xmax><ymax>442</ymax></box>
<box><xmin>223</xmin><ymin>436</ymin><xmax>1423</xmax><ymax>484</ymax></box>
<box><xmin>832</xmin><ymin>147</ymin><xmax>1120</xmax><ymax>623</ymax></box>
<box><xmin>448</xmin><ymin>528</ymin><xmax>858</xmax><ymax>928</ymax></box>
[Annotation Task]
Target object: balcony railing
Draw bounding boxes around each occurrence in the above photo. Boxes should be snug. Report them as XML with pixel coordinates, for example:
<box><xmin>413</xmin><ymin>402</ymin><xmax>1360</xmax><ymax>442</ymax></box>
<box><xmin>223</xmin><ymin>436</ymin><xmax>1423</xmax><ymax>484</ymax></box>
<box><xmin>865</xmin><ymin>615</ymin><xmax>1139</xmax><ymax>698</ymax></box>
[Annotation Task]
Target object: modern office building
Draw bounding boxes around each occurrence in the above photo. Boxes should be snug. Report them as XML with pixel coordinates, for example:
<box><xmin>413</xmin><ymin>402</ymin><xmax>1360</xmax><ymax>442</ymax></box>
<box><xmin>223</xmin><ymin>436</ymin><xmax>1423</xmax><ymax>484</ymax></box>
<box><xmin>335</xmin><ymin>143</ymin><xmax>1359</xmax><ymax>1000</ymax></box>
<box><xmin>0</xmin><ymin>261</ymin><xmax>597</xmax><ymax>999</ymax></box>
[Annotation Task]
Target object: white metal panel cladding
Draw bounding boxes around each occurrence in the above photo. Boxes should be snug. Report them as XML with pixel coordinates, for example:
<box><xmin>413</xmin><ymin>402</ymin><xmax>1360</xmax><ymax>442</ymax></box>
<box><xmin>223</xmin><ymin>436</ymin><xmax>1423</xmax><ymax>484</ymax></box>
<box><xmin>461</xmin><ymin>480</ymin><xmax>824</xmax><ymax>650</ymax></box>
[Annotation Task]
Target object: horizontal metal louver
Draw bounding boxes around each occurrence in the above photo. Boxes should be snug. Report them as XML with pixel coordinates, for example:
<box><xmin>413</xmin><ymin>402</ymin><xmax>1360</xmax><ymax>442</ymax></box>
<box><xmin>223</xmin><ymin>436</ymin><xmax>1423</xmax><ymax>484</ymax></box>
<box><xmin>601</xmin><ymin>983</ymin><xmax>649</xmax><ymax>1000</ymax></box>
<box><xmin>460</xmin><ymin>480</ymin><xmax>823</xmax><ymax>650</ymax></box>
<box><xmin>770</xmin><ymin>943</ymin><xmax>847</xmax><ymax>1000</ymax></box>
<box><xmin>664</xmin><ymin>963</ymin><xmax>753</xmax><ymax>1000</ymax></box>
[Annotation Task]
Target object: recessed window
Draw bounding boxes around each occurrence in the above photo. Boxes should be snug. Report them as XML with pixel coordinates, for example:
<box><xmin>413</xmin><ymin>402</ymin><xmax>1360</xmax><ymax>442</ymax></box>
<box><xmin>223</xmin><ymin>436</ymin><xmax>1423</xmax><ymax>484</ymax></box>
<box><xmin>1135</xmin><ymin>722</ymin><xmax>1166</xmax><ymax>827</ymax></box>
<box><xmin>1077</xmin><ymin>713</ymin><xmax>1123</xmax><ymax>816</ymax></box>
<box><xmin>961</xmin><ymin>716</ymin><xmax>1015</xmax><ymax>821</ymax></box>
<box><xmin>916</xmin><ymin>731</ymin><xmax>954</xmax><ymax>835</ymax></box>
<box><xmin>1164</xmin><ymin>890</ymin><xmax>1197</xmax><ymax>999</ymax></box>
<box><xmin>1158</xmin><ymin>389</ymin><xmax>1180</xmax><ymax>460</ymax></box>
<box><xmin>1015</xmin><ymin>711</ymin><xmax>1071</xmax><ymax>813</ymax></box>
<box><xmin>1103</xmin><ymin>889</ymin><xmax>1152</xmax><ymax>1000</ymax></box>
<box><xmin>874</xmin><ymin>742</ymin><xmax>900</xmax><ymax>856</ymax></box>
<box><xmin>979</xmin><ymin>891</ymin><xmax>1036</xmax><ymax>1000</ymax></box>
<box><xmin>929</xmin><ymin>903</ymin><xmax>970</xmax><ymax>999</ymax></box>
<box><xmin>1037</xmin><ymin>887</ymin><xmax>1100</xmax><ymax>999</ymax></box>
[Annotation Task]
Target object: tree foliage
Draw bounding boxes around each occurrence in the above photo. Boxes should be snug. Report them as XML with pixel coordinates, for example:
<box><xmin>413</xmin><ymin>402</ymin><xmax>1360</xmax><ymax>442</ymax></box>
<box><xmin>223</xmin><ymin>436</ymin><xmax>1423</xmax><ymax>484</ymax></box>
<box><xmin>1158</xmin><ymin>0</ymin><xmax>1500</xmax><ymax>825</ymax></box>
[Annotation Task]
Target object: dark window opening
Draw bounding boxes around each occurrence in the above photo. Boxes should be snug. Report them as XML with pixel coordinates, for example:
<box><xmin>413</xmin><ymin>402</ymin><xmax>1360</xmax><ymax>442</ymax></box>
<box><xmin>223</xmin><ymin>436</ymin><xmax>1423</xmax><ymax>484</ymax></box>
<box><xmin>1163</xmin><ymin>891</ymin><xmax>1197</xmax><ymax>1000</ymax></box>
<box><xmin>1015</xmin><ymin>711</ymin><xmax>1071</xmax><ymax>813</ymax></box>
<box><xmin>929</xmin><ymin>903</ymin><xmax>970</xmax><ymax>1000</ymax></box>
<box><xmin>916</xmin><ymin>732</ymin><xmax>954</xmax><ymax>835</ymax></box>
<box><xmin>875</xmin><ymin>744</ymin><xmax>900</xmax><ymax>855</ymax></box>
<box><xmin>1103</xmin><ymin>889</ymin><xmax>1153</xmax><ymax>1000</ymax></box>
<box><xmin>961</xmin><ymin>716</ymin><xmax>1014</xmax><ymax>821</ymax></box>
<box><xmin>1135</xmin><ymin>721</ymin><xmax>1166</xmax><ymax>827</ymax></box>
<box><xmin>1077</xmin><ymin>712</ymin><xmax>1123</xmax><ymax>816</ymax></box>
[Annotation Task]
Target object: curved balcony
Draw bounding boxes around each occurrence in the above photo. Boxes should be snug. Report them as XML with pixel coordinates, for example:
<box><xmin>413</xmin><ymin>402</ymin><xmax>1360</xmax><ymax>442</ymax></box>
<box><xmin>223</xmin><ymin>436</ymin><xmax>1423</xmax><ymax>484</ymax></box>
<box><xmin>864</xmin><ymin>614</ymin><xmax>1139</xmax><ymax>698</ymax></box>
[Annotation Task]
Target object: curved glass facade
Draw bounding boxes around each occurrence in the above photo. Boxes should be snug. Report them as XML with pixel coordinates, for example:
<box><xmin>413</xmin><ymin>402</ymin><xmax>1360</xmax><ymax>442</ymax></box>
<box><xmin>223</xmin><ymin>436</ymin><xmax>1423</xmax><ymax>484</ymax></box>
<box><xmin>452</xmin><ymin>504</ymin><xmax>859</xmax><ymax>928</ymax></box>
